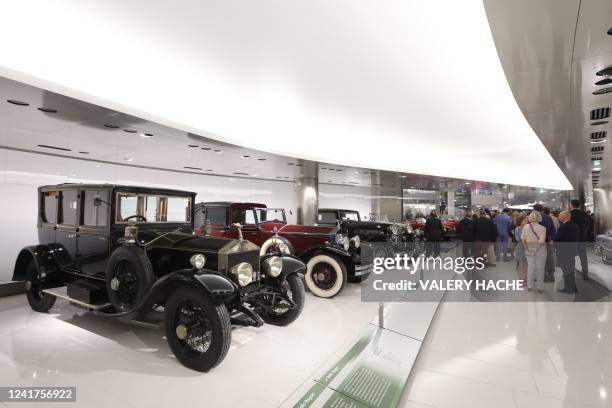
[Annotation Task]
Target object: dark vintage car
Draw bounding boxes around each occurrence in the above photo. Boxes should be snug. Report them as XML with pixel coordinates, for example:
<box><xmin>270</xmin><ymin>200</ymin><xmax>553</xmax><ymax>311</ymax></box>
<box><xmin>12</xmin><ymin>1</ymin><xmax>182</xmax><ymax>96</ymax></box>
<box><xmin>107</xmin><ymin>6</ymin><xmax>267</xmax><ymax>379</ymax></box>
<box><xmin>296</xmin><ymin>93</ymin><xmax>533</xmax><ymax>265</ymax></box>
<box><xmin>317</xmin><ymin>208</ymin><xmax>417</xmax><ymax>258</ymax></box>
<box><xmin>194</xmin><ymin>202</ymin><xmax>373</xmax><ymax>298</ymax></box>
<box><xmin>13</xmin><ymin>184</ymin><xmax>306</xmax><ymax>372</ymax></box>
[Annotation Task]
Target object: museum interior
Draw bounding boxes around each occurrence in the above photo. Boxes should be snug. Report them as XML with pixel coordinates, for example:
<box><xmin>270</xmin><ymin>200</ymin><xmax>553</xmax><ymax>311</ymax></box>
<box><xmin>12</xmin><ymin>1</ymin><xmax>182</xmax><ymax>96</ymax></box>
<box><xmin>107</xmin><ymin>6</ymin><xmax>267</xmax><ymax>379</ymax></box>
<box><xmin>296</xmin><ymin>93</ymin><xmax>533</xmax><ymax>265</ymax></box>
<box><xmin>1</xmin><ymin>1</ymin><xmax>612</xmax><ymax>407</ymax></box>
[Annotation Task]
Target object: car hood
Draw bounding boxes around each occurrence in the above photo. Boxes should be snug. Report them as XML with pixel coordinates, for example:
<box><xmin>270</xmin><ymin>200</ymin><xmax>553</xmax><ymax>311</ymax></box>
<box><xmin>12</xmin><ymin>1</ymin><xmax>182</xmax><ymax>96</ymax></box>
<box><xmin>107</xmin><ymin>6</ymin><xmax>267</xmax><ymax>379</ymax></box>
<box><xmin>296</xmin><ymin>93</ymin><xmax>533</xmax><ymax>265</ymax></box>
<box><xmin>259</xmin><ymin>223</ymin><xmax>338</xmax><ymax>235</ymax></box>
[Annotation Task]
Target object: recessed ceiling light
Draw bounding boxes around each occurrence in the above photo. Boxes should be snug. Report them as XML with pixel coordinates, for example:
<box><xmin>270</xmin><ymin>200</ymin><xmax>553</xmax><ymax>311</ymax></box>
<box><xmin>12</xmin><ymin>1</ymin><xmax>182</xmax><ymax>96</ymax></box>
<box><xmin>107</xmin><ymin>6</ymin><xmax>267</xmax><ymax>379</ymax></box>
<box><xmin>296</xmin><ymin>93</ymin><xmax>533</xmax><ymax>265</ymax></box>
<box><xmin>123</xmin><ymin>157</ymin><xmax>133</xmax><ymax>162</ymax></box>
<box><xmin>229</xmin><ymin>178</ymin><xmax>234</xmax><ymax>181</ymax></box>
<box><xmin>78</xmin><ymin>151</ymin><xmax>90</xmax><ymax>154</ymax></box>
<box><xmin>37</xmin><ymin>107</ymin><xmax>58</xmax><ymax>113</ymax></box>
<box><xmin>608</xmin><ymin>27</ymin><xmax>612</xmax><ymax>36</ymax></box>
<box><xmin>214</xmin><ymin>149</ymin><xmax>222</xmax><ymax>153</ymax></box>
<box><xmin>327</xmin><ymin>180</ymin><xmax>333</xmax><ymax>182</ymax></box>
<box><xmin>123</xmin><ymin>129</ymin><xmax>137</xmax><ymax>133</ymax></box>
<box><xmin>7</xmin><ymin>99</ymin><xmax>29</xmax><ymax>106</ymax></box>
<box><xmin>336</xmin><ymin>169</ymin><xmax>342</xmax><ymax>172</ymax></box>
<box><xmin>104</xmin><ymin>124</ymin><xmax>119</xmax><ymax>129</ymax></box>
<box><xmin>295</xmin><ymin>164</ymin><xmax>303</xmax><ymax>167</ymax></box>
<box><xmin>595</xmin><ymin>78</ymin><xmax>612</xmax><ymax>86</ymax></box>
<box><xmin>590</xmin><ymin>139</ymin><xmax>607</xmax><ymax>144</ymax></box>
<box><xmin>591</xmin><ymin>121</ymin><xmax>609</xmax><ymax>126</ymax></box>
<box><xmin>596</xmin><ymin>66</ymin><xmax>612</xmax><ymax>76</ymax></box>
<box><xmin>241</xmin><ymin>155</ymin><xmax>250</xmax><ymax>158</ymax></box>
<box><xmin>206</xmin><ymin>169</ymin><xmax>214</xmax><ymax>172</ymax></box>
<box><xmin>354</xmin><ymin>171</ymin><xmax>359</xmax><ymax>174</ymax></box>
<box><xmin>233</xmin><ymin>172</ymin><xmax>249</xmax><ymax>175</ymax></box>
<box><xmin>201</xmin><ymin>147</ymin><xmax>211</xmax><ymax>150</ymax></box>
<box><xmin>140</xmin><ymin>132</ymin><xmax>154</xmax><ymax>138</ymax></box>
<box><xmin>593</xmin><ymin>87</ymin><xmax>612</xmax><ymax>95</ymax></box>
<box><xmin>287</xmin><ymin>163</ymin><xmax>295</xmax><ymax>166</ymax></box>
<box><xmin>276</xmin><ymin>176</ymin><xmax>282</xmax><ymax>178</ymax></box>
<box><xmin>400</xmin><ymin>175</ymin><xmax>406</xmax><ymax>178</ymax></box>
<box><xmin>283</xmin><ymin>176</ymin><xmax>290</xmax><ymax>179</ymax></box>
<box><xmin>188</xmin><ymin>144</ymin><xmax>199</xmax><ymax>148</ymax></box>
<box><xmin>184</xmin><ymin>166</ymin><xmax>202</xmax><ymax>170</ymax></box>
<box><xmin>37</xmin><ymin>144</ymin><xmax>71</xmax><ymax>151</ymax></box>
<box><xmin>257</xmin><ymin>158</ymin><xmax>266</xmax><ymax>161</ymax></box>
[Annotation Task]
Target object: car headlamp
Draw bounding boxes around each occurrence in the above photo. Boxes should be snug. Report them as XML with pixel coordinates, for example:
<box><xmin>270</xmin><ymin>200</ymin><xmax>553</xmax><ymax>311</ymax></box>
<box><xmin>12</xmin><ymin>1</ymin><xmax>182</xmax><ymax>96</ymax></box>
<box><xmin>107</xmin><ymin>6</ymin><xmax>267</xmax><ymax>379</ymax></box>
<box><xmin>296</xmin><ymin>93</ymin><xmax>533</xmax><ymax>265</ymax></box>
<box><xmin>190</xmin><ymin>254</ymin><xmax>206</xmax><ymax>270</ymax></box>
<box><xmin>350</xmin><ymin>235</ymin><xmax>361</xmax><ymax>248</ymax></box>
<box><xmin>263</xmin><ymin>256</ymin><xmax>283</xmax><ymax>277</ymax></box>
<box><xmin>335</xmin><ymin>234</ymin><xmax>350</xmax><ymax>251</ymax></box>
<box><xmin>232</xmin><ymin>262</ymin><xmax>253</xmax><ymax>286</ymax></box>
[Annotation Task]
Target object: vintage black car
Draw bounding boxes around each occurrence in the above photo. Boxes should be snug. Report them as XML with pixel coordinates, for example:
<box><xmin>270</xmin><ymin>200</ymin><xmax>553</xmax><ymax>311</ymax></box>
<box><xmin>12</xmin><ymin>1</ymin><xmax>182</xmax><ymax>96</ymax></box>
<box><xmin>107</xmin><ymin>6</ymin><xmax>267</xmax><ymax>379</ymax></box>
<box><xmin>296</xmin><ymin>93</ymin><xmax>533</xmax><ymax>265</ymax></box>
<box><xmin>13</xmin><ymin>184</ymin><xmax>306</xmax><ymax>372</ymax></box>
<box><xmin>317</xmin><ymin>208</ymin><xmax>417</xmax><ymax>258</ymax></box>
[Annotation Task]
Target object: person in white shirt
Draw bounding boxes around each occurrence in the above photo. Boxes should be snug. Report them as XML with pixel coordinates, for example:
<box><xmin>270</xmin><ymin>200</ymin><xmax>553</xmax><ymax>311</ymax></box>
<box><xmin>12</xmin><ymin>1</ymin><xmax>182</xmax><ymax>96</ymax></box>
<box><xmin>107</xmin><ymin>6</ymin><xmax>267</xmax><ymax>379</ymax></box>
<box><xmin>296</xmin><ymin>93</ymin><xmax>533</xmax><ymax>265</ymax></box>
<box><xmin>521</xmin><ymin>211</ymin><xmax>547</xmax><ymax>292</ymax></box>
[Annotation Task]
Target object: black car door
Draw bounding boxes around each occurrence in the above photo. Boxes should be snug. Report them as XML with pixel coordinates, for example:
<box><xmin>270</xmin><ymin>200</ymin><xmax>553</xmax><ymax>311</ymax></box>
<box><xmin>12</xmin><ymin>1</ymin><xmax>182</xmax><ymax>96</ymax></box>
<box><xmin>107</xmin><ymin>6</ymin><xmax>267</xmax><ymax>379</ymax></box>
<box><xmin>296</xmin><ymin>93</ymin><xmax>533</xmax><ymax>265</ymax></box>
<box><xmin>77</xmin><ymin>189</ymin><xmax>111</xmax><ymax>276</ymax></box>
<box><xmin>55</xmin><ymin>189</ymin><xmax>79</xmax><ymax>268</ymax></box>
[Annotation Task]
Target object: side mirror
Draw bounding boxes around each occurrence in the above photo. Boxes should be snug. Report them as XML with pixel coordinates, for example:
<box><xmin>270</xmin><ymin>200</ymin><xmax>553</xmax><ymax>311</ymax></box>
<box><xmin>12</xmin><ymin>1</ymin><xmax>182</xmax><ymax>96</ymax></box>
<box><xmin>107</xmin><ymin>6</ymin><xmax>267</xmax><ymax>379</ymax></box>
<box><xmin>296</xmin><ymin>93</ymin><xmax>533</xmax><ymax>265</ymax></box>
<box><xmin>93</xmin><ymin>197</ymin><xmax>102</xmax><ymax>207</ymax></box>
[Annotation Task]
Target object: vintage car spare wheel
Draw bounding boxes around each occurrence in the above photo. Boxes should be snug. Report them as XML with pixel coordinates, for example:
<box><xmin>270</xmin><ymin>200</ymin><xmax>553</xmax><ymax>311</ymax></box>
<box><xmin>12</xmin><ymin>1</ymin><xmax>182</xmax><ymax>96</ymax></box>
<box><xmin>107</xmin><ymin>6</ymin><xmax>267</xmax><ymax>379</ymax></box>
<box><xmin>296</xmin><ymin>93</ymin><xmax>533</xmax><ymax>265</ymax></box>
<box><xmin>165</xmin><ymin>286</ymin><xmax>231</xmax><ymax>371</ymax></box>
<box><xmin>105</xmin><ymin>245</ymin><xmax>154</xmax><ymax>314</ymax></box>
<box><xmin>305</xmin><ymin>254</ymin><xmax>347</xmax><ymax>298</ymax></box>
<box><xmin>259</xmin><ymin>237</ymin><xmax>293</xmax><ymax>256</ymax></box>
<box><xmin>25</xmin><ymin>260</ymin><xmax>56</xmax><ymax>313</ymax></box>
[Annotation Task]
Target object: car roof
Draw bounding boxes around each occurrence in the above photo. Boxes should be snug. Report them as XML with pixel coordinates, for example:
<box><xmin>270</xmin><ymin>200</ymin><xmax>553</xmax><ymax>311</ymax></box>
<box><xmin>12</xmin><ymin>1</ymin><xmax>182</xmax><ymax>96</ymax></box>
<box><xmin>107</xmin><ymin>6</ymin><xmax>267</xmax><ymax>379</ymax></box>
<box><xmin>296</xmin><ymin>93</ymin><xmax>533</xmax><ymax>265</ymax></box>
<box><xmin>38</xmin><ymin>183</ymin><xmax>196</xmax><ymax>196</ymax></box>
<box><xmin>199</xmin><ymin>202</ymin><xmax>268</xmax><ymax>209</ymax></box>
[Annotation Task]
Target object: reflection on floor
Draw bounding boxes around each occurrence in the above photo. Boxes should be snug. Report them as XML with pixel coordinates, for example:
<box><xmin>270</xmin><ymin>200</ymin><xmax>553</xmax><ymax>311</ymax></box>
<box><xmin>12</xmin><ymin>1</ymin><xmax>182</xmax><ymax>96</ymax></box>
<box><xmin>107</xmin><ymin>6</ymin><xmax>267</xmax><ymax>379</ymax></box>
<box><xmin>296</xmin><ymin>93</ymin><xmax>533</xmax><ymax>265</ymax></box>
<box><xmin>0</xmin><ymin>284</ymin><xmax>376</xmax><ymax>408</ymax></box>
<box><xmin>400</xmin><ymin>248</ymin><xmax>612</xmax><ymax>408</ymax></box>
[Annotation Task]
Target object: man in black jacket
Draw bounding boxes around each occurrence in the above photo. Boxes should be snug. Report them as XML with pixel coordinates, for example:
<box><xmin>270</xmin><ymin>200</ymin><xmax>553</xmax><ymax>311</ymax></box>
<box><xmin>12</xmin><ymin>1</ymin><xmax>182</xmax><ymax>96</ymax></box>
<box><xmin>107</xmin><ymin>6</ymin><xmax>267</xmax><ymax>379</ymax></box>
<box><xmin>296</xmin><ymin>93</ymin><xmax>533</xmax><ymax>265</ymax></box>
<box><xmin>555</xmin><ymin>211</ymin><xmax>579</xmax><ymax>293</ymax></box>
<box><xmin>570</xmin><ymin>199</ymin><xmax>590</xmax><ymax>280</ymax></box>
<box><xmin>457</xmin><ymin>211</ymin><xmax>474</xmax><ymax>258</ymax></box>
<box><xmin>424</xmin><ymin>210</ymin><xmax>444</xmax><ymax>257</ymax></box>
<box><xmin>473</xmin><ymin>210</ymin><xmax>497</xmax><ymax>266</ymax></box>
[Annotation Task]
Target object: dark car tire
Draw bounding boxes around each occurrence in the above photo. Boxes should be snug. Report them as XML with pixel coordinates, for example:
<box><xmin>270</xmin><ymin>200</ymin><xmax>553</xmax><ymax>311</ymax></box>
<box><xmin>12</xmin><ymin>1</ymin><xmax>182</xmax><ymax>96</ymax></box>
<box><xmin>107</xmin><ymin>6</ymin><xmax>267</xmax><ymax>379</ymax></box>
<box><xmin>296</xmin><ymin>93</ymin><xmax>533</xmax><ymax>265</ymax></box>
<box><xmin>305</xmin><ymin>254</ymin><xmax>347</xmax><ymax>298</ymax></box>
<box><xmin>25</xmin><ymin>260</ymin><xmax>56</xmax><ymax>313</ymax></box>
<box><xmin>105</xmin><ymin>245</ymin><xmax>154</xmax><ymax>315</ymax></box>
<box><xmin>262</xmin><ymin>274</ymin><xmax>305</xmax><ymax>326</ymax></box>
<box><xmin>165</xmin><ymin>286</ymin><xmax>231</xmax><ymax>372</ymax></box>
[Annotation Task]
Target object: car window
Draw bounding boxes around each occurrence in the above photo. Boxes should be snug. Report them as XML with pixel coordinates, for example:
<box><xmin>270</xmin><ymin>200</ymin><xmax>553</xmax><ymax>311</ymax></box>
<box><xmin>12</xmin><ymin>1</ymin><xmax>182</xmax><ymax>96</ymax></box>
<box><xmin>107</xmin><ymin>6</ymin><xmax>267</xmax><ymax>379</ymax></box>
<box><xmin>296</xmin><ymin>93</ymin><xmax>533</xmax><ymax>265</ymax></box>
<box><xmin>339</xmin><ymin>211</ymin><xmax>360</xmax><ymax>221</ymax></box>
<box><xmin>116</xmin><ymin>193</ymin><xmax>192</xmax><ymax>223</ymax></box>
<box><xmin>317</xmin><ymin>211</ymin><xmax>338</xmax><ymax>224</ymax></box>
<box><xmin>59</xmin><ymin>190</ymin><xmax>78</xmax><ymax>226</ymax></box>
<box><xmin>255</xmin><ymin>208</ymin><xmax>286</xmax><ymax>223</ymax></box>
<box><xmin>42</xmin><ymin>191</ymin><xmax>58</xmax><ymax>224</ymax></box>
<box><xmin>82</xmin><ymin>190</ymin><xmax>109</xmax><ymax>227</ymax></box>
<box><xmin>231</xmin><ymin>208</ymin><xmax>257</xmax><ymax>226</ymax></box>
<box><xmin>205</xmin><ymin>207</ymin><xmax>227</xmax><ymax>225</ymax></box>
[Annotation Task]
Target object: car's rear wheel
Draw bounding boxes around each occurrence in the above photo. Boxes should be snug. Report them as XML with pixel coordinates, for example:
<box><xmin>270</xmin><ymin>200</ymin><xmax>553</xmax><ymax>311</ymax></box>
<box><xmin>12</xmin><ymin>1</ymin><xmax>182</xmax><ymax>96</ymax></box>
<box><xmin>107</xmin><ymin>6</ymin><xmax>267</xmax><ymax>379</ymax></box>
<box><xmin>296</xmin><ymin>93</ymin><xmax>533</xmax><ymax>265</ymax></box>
<box><xmin>25</xmin><ymin>260</ymin><xmax>56</xmax><ymax>313</ymax></box>
<box><xmin>262</xmin><ymin>274</ymin><xmax>305</xmax><ymax>326</ymax></box>
<box><xmin>305</xmin><ymin>254</ymin><xmax>347</xmax><ymax>298</ymax></box>
<box><xmin>105</xmin><ymin>245</ymin><xmax>154</xmax><ymax>315</ymax></box>
<box><xmin>165</xmin><ymin>286</ymin><xmax>231</xmax><ymax>371</ymax></box>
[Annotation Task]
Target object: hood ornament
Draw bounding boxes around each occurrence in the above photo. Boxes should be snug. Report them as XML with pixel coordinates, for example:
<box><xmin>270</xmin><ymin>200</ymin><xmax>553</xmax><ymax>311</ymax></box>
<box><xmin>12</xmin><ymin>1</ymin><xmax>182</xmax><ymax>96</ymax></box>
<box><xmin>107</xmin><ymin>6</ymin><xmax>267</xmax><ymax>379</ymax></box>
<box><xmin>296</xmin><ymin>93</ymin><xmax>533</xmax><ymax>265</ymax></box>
<box><xmin>233</xmin><ymin>223</ymin><xmax>244</xmax><ymax>240</ymax></box>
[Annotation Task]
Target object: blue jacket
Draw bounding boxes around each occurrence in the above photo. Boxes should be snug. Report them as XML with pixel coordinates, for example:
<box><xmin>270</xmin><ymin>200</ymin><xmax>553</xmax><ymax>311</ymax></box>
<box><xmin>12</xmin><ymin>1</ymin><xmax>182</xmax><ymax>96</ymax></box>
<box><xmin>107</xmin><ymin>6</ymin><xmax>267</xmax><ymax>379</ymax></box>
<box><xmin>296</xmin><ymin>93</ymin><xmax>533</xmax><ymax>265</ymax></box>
<box><xmin>540</xmin><ymin>213</ymin><xmax>556</xmax><ymax>241</ymax></box>
<box><xmin>494</xmin><ymin>213</ymin><xmax>512</xmax><ymax>237</ymax></box>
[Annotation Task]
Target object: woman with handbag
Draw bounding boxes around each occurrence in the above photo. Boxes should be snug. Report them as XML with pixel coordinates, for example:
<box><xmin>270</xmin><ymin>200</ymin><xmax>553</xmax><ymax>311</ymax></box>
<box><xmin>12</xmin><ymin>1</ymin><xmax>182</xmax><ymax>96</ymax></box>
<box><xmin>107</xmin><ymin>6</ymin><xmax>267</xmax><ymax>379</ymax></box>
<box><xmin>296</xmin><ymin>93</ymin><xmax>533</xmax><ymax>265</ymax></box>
<box><xmin>513</xmin><ymin>214</ymin><xmax>528</xmax><ymax>283</ymax></box>
<box><xmin>522</xmin><ymin>211</ymin><xmax>547</xmax><ymax>292</ymax></box>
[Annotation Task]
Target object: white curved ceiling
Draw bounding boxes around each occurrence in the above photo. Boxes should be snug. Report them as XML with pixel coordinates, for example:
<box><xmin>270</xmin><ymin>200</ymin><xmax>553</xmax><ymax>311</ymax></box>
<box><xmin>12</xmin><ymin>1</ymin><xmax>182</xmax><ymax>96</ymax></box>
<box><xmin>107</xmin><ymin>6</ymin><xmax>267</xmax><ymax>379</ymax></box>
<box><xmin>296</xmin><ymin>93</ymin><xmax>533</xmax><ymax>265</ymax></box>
<box><xmin>0</xmin><ymin>0</ymin><xmax>572</xmax><ymax>190</ymax></box>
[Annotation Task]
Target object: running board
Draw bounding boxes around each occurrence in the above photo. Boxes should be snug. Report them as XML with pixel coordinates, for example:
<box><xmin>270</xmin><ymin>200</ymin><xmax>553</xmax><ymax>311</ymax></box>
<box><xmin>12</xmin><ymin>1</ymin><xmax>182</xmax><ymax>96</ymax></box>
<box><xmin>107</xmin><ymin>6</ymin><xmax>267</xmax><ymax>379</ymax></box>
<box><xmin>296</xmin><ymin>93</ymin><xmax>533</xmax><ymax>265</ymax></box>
<box><xmin>42</xmin><ymin>289</ymin><xmax>111</xmax><ymax>311</ymax></box>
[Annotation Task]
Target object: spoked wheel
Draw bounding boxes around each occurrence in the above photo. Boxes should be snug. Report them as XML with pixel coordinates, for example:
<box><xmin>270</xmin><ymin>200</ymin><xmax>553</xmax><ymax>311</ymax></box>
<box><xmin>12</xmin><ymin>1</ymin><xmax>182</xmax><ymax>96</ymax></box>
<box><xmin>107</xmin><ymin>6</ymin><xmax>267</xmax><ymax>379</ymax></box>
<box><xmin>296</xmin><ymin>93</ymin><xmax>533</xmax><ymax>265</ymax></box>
<box><xmin>25</xmin><ymin>260</ymin><xmax>56</xmax><ymax>313</ymax></box>
<box><xmin>165</xmin><ymin>286</ymin><xmax>231</xmax><ymax>372</ymax></box>
<box><xmin>262</xmin><ymin>274</ymin><xmax>305</xmax><ymax>326</ymax></box>
<box><xmin>105</xmin><ymin>245</ymin><xmax>154</xmax><ymax>315</ymax></box>
<box><xmin>305</xmin><ymin>254</ymin><xmax>347</xmax><ymax>298</ymax></box>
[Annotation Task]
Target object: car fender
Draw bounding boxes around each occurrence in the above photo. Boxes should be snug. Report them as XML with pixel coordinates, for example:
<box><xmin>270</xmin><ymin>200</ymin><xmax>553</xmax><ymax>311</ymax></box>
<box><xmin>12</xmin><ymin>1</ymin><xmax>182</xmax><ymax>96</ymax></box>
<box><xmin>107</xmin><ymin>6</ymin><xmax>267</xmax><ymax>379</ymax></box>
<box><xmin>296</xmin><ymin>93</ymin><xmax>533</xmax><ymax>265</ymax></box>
<box><xmin>259</xmin><ymin>236</ymin><xmax>294</xmax><ymax>256</ymax></box>
<box><xmin>144</xmin><ymin>269</ymin><xmax>237</xmax><ymax>306</ymax></box>
<box><xmin>299</xmin><ymin>245</ymin><xmax>353</xmax><ymax>266</ymax></box>
<box><xmin>13</xmin><ymin>244</ymin><xmax>70</xmax><ymax>281</ymax></box>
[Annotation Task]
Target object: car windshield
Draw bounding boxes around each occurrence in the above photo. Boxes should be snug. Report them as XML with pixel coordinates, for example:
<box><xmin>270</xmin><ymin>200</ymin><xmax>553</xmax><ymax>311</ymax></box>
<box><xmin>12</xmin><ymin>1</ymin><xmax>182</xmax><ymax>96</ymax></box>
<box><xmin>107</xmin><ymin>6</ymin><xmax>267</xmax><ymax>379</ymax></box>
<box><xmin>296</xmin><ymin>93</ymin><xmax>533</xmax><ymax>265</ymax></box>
<box><xmin>116</xmin><ymin>193</ymin><xmax>192</xmax><ymax>223</ymax></box>
<box><xmin>255</xmin><ymin>208</ymin><xmax>286</xmax><ymax>224</ymax></box>
<box><xmin>338</xmin><ymin>211</ymin><xmax>360</xmax><ymax>221</ymax></box>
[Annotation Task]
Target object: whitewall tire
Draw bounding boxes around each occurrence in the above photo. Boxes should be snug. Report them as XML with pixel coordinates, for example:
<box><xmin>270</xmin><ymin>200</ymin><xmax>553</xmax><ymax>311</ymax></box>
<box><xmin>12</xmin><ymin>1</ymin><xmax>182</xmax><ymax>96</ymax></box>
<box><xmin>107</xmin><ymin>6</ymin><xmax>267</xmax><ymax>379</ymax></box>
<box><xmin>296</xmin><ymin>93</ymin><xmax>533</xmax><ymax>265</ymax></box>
<box><xmin>305</xmin><ymin>254</ymin><xmax>347</xmax><ymax>298</ymax></box>
<box><xmin>259</xmin><ymin>237</ymin><xmax>293</xmax><ymax>256</ymax></box>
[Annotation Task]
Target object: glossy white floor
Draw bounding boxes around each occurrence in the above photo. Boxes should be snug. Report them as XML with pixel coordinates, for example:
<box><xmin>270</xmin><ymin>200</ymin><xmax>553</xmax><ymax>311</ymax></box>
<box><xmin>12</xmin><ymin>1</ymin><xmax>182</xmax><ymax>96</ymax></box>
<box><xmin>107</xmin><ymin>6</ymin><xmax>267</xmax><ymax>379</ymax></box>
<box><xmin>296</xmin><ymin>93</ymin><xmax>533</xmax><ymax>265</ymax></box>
<box><xmin>0</xmin><ymin>284</ymin><xmax>377</xmax><ymax>408</ymax></box>
<box><xmin>400</xmin><ymin>259</ymin><xmax>612</xmax><ymax>408</ymax></box>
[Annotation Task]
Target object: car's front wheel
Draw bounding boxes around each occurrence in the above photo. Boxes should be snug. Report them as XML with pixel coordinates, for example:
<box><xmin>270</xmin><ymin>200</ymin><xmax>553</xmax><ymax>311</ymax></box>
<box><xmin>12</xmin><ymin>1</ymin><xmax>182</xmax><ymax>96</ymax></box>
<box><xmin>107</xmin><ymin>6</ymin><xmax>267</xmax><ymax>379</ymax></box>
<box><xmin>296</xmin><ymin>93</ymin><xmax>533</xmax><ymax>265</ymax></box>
<box><xmin>262</xmin><ymin>274</ymin><xmax>305</xmax><ymax>326</ymax></box>
<box><xmin>165</xmin><ymin>286</ymin><xmax>231</xmax><ymax>372</ymax></box>
<box><xmin>25</xmin><ymin>260</ymin><xmax>56</xmax><ymax>313</ymax></box>
<box><xmin>305</xmin><ymin>254</ymin><xmax>347</xmax><ymax>298</ymax></box>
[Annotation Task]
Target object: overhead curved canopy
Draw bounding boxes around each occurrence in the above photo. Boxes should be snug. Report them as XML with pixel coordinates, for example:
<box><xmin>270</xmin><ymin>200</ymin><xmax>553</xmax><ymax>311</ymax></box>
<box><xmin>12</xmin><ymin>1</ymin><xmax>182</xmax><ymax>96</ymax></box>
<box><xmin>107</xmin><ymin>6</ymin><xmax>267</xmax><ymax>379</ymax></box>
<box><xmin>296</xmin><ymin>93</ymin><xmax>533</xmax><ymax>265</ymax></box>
<box><xmin>0</xmin><ymin>0</ymin><xmax>572</xmax><ymax>190</ymax></box>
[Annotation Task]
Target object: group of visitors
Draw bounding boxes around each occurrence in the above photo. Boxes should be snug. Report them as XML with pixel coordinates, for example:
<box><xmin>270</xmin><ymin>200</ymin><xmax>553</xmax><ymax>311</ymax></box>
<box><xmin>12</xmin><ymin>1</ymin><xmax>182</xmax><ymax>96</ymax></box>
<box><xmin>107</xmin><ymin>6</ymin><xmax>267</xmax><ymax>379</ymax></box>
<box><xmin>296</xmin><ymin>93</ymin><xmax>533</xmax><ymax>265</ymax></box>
<box><xmin>453</xmin><ymin>199</ymin><xmax>592</xmax><ymax>294</ymax></box>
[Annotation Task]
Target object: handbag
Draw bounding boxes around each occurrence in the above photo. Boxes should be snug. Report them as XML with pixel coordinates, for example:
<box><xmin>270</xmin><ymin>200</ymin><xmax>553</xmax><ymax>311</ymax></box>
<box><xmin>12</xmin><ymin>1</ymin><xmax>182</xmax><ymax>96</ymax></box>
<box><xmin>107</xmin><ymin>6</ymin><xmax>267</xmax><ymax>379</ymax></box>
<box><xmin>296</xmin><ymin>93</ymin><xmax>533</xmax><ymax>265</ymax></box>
<box><xmin>554</xmin><ymin>269</ymin><xmax>564</xmax><ymax>291</ymax></box>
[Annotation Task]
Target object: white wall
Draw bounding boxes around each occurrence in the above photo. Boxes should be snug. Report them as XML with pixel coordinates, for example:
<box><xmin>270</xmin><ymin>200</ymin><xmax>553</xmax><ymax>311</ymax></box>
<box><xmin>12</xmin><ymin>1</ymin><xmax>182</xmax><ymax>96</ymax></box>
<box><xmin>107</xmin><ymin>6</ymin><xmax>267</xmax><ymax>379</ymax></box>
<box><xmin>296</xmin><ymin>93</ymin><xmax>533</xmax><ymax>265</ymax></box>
<box><xmin>0</xmin><ymin>149</ymin><xmax>375</xmax><ymax>283</ymax></box>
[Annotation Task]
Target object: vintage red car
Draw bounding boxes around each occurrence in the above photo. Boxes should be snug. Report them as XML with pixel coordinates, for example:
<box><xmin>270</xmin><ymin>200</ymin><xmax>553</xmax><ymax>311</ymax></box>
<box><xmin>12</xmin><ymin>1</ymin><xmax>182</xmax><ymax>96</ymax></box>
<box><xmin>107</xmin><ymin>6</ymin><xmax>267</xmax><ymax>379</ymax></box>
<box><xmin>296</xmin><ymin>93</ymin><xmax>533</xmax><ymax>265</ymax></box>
<box><xmin>410</xmin><ymin>216</ymin><xmax>458</xmax><ymax>240</ymax></box>
<box><xmin>194</xmin><ymin>202</ymin><xmax>373</xmax><ymax>298</ymax></box>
